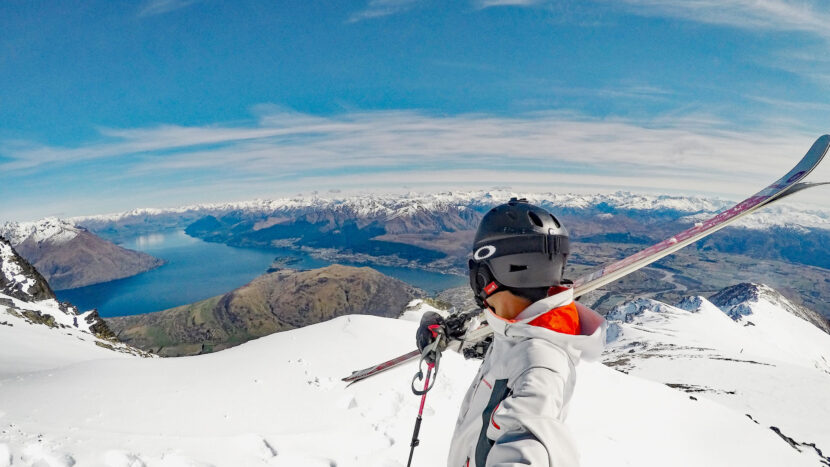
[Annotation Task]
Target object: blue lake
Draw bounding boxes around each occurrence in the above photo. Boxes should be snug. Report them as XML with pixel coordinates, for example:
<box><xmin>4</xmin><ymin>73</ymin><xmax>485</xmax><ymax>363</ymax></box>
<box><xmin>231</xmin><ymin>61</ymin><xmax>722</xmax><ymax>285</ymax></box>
<box><xmin>56</xmin><ymin>231</ymin><xmax>466</xmax><ymax>318</ymax></box>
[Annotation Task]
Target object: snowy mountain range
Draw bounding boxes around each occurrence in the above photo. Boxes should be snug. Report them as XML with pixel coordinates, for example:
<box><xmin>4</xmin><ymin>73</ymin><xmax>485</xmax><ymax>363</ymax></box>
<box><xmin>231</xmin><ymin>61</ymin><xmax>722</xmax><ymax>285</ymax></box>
<box><xmin>0</xmin><ymin>219</ymin><xmax>164</xmax><ymax>290</ymax></box>
<box><xmin>72</xmin><ymin>189</ymin><xmax>830</xmax><ymax>231</ymax></box>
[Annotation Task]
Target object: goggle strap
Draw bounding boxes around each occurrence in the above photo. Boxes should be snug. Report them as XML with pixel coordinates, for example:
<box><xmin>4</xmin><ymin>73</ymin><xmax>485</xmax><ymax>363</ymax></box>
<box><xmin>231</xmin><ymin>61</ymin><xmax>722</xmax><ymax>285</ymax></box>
<box><xmin>478</xmin><ymin>234</ymin><xmax>569</xmax><ymax>258</ymax></box>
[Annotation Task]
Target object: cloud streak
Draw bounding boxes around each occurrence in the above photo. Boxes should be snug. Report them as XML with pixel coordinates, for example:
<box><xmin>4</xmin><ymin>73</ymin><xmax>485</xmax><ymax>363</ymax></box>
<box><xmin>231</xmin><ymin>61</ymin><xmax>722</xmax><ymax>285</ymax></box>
<box><xmin>475</xmin><ymin>0</ymin><xmax>545</xmax><ymax>8</ymax></box>
<box><xmin>347</xmin><ymin>0</ymin><xmax>421</xmax><ymax>22</ymax></box>
<box><xmin>609</xmin><ymin>0</ymin><xmax>830</xmax><ymax>39</ymax></box>
<box><xmin>1</xmin><ymin>109</ymin><xmax>819</xmax><ymax>213</ymax></box>
<box><xmin>486</xmin><ymin>0</ymin><xmax>830</xmax><ymax>39</ymax></box>
<box><xmin>138</xmin><ymin>0</ymin><xmax>203</xmax><ymax>17</ymax></box>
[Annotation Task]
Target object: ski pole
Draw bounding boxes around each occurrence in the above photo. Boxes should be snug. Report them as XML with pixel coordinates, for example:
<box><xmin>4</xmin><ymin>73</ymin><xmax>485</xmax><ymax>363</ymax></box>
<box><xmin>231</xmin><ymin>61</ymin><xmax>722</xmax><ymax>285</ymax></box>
<box><xmin>407</xmin><ymin>327</ymin><xmax>445</xmax><ymax>466</ymax></box>
<box><xmin>407</xmin><ymin>362</ymin><xmax>434</xmax><ymax>467</ymax></box>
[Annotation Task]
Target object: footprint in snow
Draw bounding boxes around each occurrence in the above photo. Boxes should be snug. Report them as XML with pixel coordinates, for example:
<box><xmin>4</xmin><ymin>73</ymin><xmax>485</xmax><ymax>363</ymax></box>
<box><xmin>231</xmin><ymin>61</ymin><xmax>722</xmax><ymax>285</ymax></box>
<box><xmin>103</xmin><ymin>450</ymin><xmax>146</xmax><ymax>467</ymax></box>
<box><xmin>231</xmin><ymin>433</ymin><xmax>278</xmax><ymax>460</ymax></box>
<box><xmin>335</xmin><ymin>395</ymin><xmax>358</xmax><ymax>410</ymax></box>
<box><xmin>22</xmin><ymin>443</ymin><xmax>76</xmax><ymax>467</ymax></box>
<box><xmin>265</xmin><ymin>454</ymin><xmax>335</xmax><ymax>466</ymax></box>
<box><xmin>0</xmin><ymin>444</ymin><xmax>11</xmax><ymax>467</ymax></box>
<box><xmin>156</xmin><ymin>453</ymin><xmax>215</xmax><ymax>467</ymax></box>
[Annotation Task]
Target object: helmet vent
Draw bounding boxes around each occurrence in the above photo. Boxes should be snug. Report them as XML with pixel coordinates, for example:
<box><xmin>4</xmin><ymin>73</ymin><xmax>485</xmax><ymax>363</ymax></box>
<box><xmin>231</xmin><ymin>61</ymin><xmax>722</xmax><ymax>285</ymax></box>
<box><xmin>528</xmin><ymin>211</ymin><xmax>544</xmax><ymax>227</ymax></box>
<box><xmin>549</xmin><ymin>214</ymin><xmax>561</xmax><ymax>228</ymax></box>
<box><xmin>509</xmin><ymin>264</ymin><xmax>528</xmax><ymax>272</ymax></box>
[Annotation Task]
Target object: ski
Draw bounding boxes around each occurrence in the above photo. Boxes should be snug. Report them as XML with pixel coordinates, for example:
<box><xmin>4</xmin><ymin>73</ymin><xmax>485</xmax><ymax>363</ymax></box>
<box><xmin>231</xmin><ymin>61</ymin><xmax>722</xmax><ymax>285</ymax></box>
<box><xmin>343</xmin><ymin>135</ymin><xmax>830</xmax><ymax>384</ymax></box>
<box><xmin>343</xmin><ymin>349</ymin><xmax>421</xmax><ymax>386</ymax></box>
<box><xmin>570</xmin><ymin>135</ymin><xmax>830</xmax><ymax>296</ymax></box>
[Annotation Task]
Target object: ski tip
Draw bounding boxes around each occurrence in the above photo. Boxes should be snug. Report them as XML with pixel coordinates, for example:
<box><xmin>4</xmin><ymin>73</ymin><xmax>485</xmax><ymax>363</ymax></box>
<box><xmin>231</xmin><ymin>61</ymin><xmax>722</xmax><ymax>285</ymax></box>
<box><xmin>807</xmin><ymin>135</ymin><xmax>830</xmax><ymax>160</ymax></box>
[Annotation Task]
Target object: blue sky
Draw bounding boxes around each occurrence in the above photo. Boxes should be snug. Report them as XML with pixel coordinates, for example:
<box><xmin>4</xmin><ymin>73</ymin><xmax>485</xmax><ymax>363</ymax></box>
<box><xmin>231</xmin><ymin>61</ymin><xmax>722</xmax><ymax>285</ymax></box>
<box><xmin>1</xmin><ymin>0</ymin><xmax>829</xmax><ymax>221</ymax></box>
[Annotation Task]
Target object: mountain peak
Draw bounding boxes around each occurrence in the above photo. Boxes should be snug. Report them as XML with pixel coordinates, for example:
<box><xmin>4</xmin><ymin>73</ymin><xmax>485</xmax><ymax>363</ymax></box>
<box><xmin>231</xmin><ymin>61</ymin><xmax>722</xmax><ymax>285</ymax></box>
<box><xmin>0</xmin><ymin>217</ymin><xmax>80</xmax><ymax>246</ymax></box>
<box><xmin>710</xmin><ymin>283</ymin><xmax>830</xmax><ymax>334</ymax></box>
<box><xmin>606</xmin><ymin>297</ymin><xmax>671</xmax><ymax>323</ymax></box>
<box><xmin>675</xmin><ymin>295</ymin><xmax>705</xmax><ymax>312</ymax></box>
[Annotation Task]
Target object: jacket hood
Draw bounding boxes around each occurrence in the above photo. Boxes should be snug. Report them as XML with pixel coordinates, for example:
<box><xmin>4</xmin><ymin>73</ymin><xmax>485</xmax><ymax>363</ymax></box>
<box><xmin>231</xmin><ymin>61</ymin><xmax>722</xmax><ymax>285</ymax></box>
<box><xmin>483</xmin><ymin>287</ymin><xmax>607</xmax><ymax>361</ymax></box>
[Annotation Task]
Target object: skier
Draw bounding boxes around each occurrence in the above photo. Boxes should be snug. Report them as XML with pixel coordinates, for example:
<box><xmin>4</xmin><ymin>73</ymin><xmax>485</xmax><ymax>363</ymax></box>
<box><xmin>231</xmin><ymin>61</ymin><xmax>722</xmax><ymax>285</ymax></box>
<box><xmin>417</xmin><ymin>198</ymin><xmax>607</xmax><ymax>466</ymax></box>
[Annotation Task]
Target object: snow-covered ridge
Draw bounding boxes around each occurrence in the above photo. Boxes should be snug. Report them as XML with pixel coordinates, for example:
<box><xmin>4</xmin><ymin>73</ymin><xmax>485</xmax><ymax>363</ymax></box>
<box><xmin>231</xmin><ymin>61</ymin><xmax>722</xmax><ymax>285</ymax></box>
<box><xmin>2</xmin><ymin>293</ymin><xmax>93</xmax><ymax>333</ymax></box>
<box><xmin>0</xmin><ymin>292</ymin><xmax>150</xmax><ymax>374</ymax></box>
<box><xmin>711</xmin><ymin>282</ymin><xmax>830</xmax><ymax>336</ymax></box>
<box><xmin>604</xmin><ymin>287</ymin><xmax>830</xmax><ymax>462</ymax></box>
<box><xmin>682</xmin><ymin>202</ymin><xmax>830</xmax><ymax>231</ymax></box>
<box><xmin>69</xmin><ymin>189</ymin><xmax>829</xmax><ymax>230</ymax></box>
<box><xmin>0</xmin><ymin>217</ymin><xmax>80</xmax><ymax>246</ymax></box>
<box><xmin>1</xmin><ymin>241</ymin><xmax>36</xmax><ymax>296</ymax></box>
<box><xmin>70</xmin><ymin>190</ymin><xmax>733</xmax><ymax>223</ymax></box>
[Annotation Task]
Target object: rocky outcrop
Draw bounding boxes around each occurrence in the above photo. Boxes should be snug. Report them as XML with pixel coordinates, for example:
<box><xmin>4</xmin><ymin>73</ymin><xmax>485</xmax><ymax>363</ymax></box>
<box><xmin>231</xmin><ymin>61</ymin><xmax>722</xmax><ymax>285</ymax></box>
<box><xmin>107</xmin><ymin>264</ymin><xmax>420</xmax><ymax>356</ymax></box>
<box><xmin>1</xmin><ymin>236</ymin><xmax>119</xmax><ymax>341</ymax></box>
<box><xmin>710</xmin><ymin>283</ymin><xmax>830</xmax><ymax>334</ymax></box>
<box><xmin>0</xmin><ymin>236</ymin><xmax>55</xmax><ymax>301</ymax></box>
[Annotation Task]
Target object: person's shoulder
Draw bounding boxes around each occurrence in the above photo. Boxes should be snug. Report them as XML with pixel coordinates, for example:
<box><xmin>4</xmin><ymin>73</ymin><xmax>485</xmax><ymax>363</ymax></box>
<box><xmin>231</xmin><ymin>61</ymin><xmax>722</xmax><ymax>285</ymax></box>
<box><xmin>504</xmin><ymin>337</ymin><xmax>572</xmax><ymax>380</ymax></box>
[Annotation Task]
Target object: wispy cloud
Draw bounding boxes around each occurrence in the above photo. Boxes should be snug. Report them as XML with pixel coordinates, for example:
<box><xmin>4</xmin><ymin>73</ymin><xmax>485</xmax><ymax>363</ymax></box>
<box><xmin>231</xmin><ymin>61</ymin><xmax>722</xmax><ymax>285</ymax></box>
<box><xmin>1</xmin><ymin>109</ymin><xmax>818</xmax><ymax>208</ymax></box>
<box><xmin>609</xmin><ymin>0</ymin><xmax>830</xmax><ymax>39</ymax></box>
<box><xmin>138</xmin><ymin>0</ymin><xmax>203</xmax><ymax>17</ymax></box>
<box><xmin>755</xmin><ymin>46</ymin><xmax>830</xmax><ymax>88</ymax></box>
<box><xmin>475</xmin><ymin>0</ymin><xmax>545</xmax><ymax>8</ymax></box>
<box><xmin>347</xmin><ymin>0</ymin><xmax>420</xmax><ymax>23</ymax></box>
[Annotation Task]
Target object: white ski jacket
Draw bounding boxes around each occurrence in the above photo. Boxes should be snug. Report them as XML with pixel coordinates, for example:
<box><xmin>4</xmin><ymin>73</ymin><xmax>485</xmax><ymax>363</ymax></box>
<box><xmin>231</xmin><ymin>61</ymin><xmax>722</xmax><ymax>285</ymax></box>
<box><xmin>447</xmin><ymin>287</ymin><xmax>606</xmax><ymax>467</ymax></box>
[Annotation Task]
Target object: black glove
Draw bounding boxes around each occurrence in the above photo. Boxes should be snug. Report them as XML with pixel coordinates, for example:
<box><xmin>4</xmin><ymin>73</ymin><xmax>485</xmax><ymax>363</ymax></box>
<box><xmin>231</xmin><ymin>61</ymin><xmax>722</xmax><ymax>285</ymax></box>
<box><xmin>416</xmin><ymin>311</ymin><xmax>447</xmax><ymax>363</ymax></box>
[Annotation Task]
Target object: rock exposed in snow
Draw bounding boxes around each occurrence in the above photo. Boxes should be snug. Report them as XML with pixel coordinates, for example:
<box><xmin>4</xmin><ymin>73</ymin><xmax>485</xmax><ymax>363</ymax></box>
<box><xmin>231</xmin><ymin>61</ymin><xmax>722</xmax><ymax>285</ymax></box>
<box><xmin>0</xmin><ymin>236</ymin><xmax>54</xmax><ymax>301</ymax></box>
<box><xmin>1</xmin><ymin>237</ymin><xmax>121</xmax><ymax>340</ymax></box>
<box><xmin>710</xmin><ymin>282</ymin><xmax>830</xmax><ymax>334</ymax></box>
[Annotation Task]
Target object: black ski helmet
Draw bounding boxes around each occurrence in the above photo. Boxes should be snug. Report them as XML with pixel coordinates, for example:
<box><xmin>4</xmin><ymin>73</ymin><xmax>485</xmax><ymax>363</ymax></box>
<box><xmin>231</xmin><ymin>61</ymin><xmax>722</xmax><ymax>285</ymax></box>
<box><xmin>468</xmin><ymin>197</ymin><xmax>569</xmax><ymax>307</ymax></box>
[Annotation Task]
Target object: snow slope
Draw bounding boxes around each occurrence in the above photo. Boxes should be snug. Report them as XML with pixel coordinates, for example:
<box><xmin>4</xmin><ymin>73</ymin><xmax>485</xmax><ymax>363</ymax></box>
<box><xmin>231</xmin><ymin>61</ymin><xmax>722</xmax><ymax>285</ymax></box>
<box><xmin>0</xmin><ymin>300</ymin><xmax>825</xmax><ymax>466</ymax></box>
<box><xmin>0</xmin><ymin>295</ymin><xmax>144</xmax><ymax>376</ymax></box>
<box><xmin>605</xmin><ymin>291</ymin><xmax>830</xmax><ymax>461</ymax></box>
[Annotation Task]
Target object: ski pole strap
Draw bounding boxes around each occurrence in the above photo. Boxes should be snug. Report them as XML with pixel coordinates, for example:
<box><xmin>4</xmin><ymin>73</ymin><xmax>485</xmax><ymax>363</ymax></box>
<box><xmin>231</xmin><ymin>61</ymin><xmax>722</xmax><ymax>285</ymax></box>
<box><xmin>411</xmin><ymin>352</ymin><xmax>440</xmax><ymax>395</ymax></box>
<box><xmin>412</xmin><ymin>329</ymin><xmax>443</xmax><ymax>395</ymax></box>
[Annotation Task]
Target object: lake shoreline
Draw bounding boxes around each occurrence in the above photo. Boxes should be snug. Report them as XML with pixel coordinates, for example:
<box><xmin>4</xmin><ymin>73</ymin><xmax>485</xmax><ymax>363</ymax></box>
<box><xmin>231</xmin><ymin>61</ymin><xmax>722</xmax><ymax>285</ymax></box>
<box><xmin>57</xmin><ymin>230</ymin><xmax>466</xmax><ymax>318</ymax></box>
